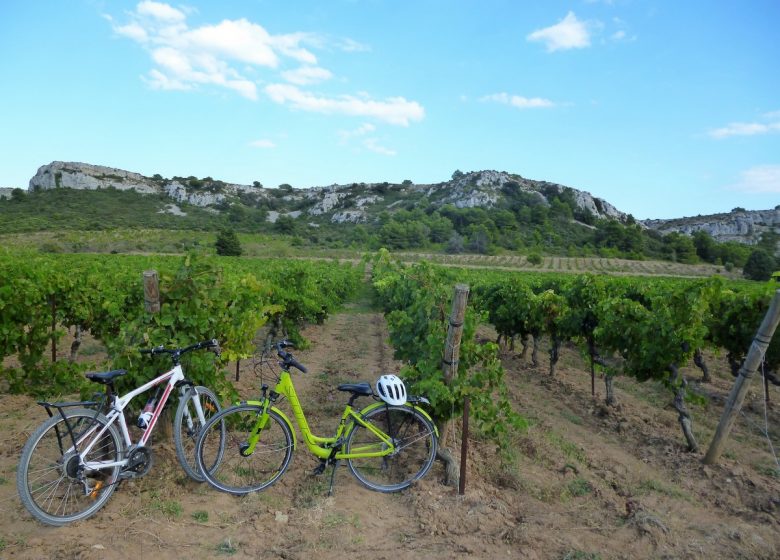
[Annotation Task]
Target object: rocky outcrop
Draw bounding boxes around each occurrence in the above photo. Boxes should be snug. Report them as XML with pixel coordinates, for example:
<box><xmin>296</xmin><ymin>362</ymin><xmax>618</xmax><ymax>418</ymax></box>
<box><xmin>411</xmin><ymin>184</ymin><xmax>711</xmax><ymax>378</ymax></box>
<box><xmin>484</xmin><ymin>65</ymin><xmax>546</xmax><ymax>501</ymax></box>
<box><xmin>29</xmin><ymin>161</ymin><xmax>270</xmax><ymax>209</ymax></box>
<box><xmin>30</xmin><ymin>162</ymin><xmax>159</xmax><ymax>194</ymax></box>
<box><xmin>420</xmin><ymin>170</ymin><xmax>626</xmax><ymax>220</ymax></box>
<box><xmin>642</xmin><ymin>209</ymin><xmax>780</xmax><ymax>248</ymax></box>
<box><xmin>25</xmin><ymin>162</ymin><xmax>775</xmax><ymax>251</ymax></box>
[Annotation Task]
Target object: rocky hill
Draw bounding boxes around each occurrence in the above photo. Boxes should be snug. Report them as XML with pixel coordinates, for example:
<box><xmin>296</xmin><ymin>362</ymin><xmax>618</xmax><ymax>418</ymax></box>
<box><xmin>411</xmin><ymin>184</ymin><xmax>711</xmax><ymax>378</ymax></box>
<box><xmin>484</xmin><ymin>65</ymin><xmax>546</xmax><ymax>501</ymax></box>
<box><xmin>23</xmin><ymin>161</ymin><xmax>778</xmax><ymax>250</ymax></box>
<box><xmin>27</xmin><ymin>161</ymin><xmax>626</xmax><ymax>225</ymax></box>
<box><xmin>642</xmin><ymin>209</ymin><xmax>780</xmax><ymax>247</ymax></box>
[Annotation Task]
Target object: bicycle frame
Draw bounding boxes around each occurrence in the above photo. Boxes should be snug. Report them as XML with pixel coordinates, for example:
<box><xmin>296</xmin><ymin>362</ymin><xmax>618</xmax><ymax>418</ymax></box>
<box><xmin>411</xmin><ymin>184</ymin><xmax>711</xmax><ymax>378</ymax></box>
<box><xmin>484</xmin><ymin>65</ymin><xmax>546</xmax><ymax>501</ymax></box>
<box><xmin>244</xmin><ymin>369</ymin><xmax>428</xmax><ymax>461</ymax></box>
<box><xmin>75</xmin><ymin>364</ymin><xmax>202</xmax><ymax>470</ymax></box>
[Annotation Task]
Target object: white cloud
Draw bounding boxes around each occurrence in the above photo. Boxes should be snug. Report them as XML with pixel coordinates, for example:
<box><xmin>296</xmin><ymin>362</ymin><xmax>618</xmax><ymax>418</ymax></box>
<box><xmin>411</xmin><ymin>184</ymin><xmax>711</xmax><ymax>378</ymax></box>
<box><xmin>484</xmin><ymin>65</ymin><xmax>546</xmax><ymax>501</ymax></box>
<box><xmin>183</xmin><ymin>19</ymin><xmax>282</xmax><ymax>67</ymax></box>
<box><xmin>281</xmin><ymin>66</ymin><xmax>333</xmax><ymax>85</ymax></box>
<box><xmin>115</xmin><ymin>22</ymin><xmax>149</xmax><ymax>42</ymax></box>
<box><xmin>731</xmin><ymin>165</ymin><xmax>780</xmax><ymax>193</ymax></box>
<box><xmin>481</xmin><ymin>93</ymin><xmax>555</xmax><ymax>109</ymax></box>
<box><xmin>113</xmin><ymin>3</ymin><xmax>323</xmax><ymax>100</ymax></box>
<box><xmin>112</xmin><ymin>3</ymin><xmax>424</xmax><ymax>125</ymax></box>
<box><xmin>265</xmin><ymin>84</ymin><xmax>424</xmax><ymax>126</ymax></box>
<box><xmin>527</xmin><ymin>12</ymin><xmax>591</xmax><ymax>52</ymax></box>
<box><xmin>338</xmin><ymin>38</ymin><xmax>371</xmax><ymax>52</ymax></box>
<box><xmin>338</xmin><ymin>123</ymin><xmax>376</xmax><ymax>142</ymax></box>
<box><xmin>337</xmin><ymin>123</ymin><xmax>395</xmax><ymax>155</ymax></box>
<box><xmin>709</xmin><ymin>121</ymin><xmax>780</xmax><ymax>139</ymax></box>
<box><xmin>137</xmin><ymin>0</ymin><xmax>186</xmax><ymax>22</ymax></box>
<box><xmin>143</xmin><ymin>68</ymin><xmax>192</xmax><ymax>91</ymax></box>
<box><xmin>363</xmin><ymin>138</ymin><xmax>396</xmax><ymax>156</ymax></box>
<box><xmin>249</xmin><ymin>139</ymin><xmax>276</xmax><ymax>148</ymax></box>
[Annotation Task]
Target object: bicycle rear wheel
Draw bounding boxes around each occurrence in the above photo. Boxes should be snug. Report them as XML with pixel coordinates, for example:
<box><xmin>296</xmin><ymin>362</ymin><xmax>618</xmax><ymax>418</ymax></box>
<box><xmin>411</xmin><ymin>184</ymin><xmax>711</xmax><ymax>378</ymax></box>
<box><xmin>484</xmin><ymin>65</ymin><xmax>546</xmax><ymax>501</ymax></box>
<box><xmin>346</xmin><ymin>404</ymin><xmax>437</xmax><ymax>492</ymax></box>
<box><xmin>196</xmin><ymin>405</ymin><xmax>293</xmax><ymax>495</ymax></box>
<box><xmin>174</xmin><ymin>386</ymin><xmax>223</xmax><ymax>482</ymax></box>
<box><xmin>17</xmin><ymin>408</ymin><xmax>122</xmax><ymax>526</ymax></box>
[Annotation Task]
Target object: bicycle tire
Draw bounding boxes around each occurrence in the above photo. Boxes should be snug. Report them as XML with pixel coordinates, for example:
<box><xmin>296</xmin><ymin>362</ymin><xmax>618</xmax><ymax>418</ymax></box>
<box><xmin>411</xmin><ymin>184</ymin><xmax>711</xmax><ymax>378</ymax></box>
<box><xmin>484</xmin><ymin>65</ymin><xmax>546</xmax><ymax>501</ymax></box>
<box><xmin>174</xmin><ymin>386</ymin><xmax>224</xmax><ymax>482</ymax></box>
<box><xmin>346</xmin><ymin>404</ymin><xmax>437</xmax><ymax>492</ymax></box>
<box><xmin>17</xmin><ymin>408</ymin><xmax>123</xmax><ymax>526</ymax></box>
<box><xmin>196</xmin><ymin>405</ymin><xmax>293</xmax><ymax>495</ymax></box>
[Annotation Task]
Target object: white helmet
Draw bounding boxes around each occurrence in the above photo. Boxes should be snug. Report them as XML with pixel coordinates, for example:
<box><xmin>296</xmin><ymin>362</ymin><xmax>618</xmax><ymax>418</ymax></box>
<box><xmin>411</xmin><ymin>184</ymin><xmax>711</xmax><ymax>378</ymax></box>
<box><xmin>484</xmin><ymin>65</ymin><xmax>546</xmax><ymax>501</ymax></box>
<box><xmin>375</xmin><ymin>374</ymin><xmax>407</xmax><ymax>405</ymax></box>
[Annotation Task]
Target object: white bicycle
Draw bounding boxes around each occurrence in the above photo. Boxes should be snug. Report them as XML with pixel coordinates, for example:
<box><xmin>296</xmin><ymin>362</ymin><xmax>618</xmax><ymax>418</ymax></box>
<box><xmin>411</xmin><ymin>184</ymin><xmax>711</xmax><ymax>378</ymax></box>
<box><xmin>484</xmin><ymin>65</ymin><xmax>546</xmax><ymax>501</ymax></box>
<box><xmin>16</xmin><ymin>339</ymin><xmax>226</xmax><ymax>526</ymax></box>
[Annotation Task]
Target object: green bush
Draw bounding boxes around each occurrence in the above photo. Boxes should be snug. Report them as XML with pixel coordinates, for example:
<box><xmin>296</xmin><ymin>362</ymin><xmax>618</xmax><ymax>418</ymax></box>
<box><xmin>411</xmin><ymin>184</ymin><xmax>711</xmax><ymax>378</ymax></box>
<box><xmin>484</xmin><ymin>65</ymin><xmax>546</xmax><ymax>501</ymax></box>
<box><xmin>527</xmin><ymin>252</ymin><xmax>543</xmax><ymax>265</ymax></box>
<box><xmin>215</xmin><ymin>229</ymin><xmax>242</xmax><ymax>256</ymax></box>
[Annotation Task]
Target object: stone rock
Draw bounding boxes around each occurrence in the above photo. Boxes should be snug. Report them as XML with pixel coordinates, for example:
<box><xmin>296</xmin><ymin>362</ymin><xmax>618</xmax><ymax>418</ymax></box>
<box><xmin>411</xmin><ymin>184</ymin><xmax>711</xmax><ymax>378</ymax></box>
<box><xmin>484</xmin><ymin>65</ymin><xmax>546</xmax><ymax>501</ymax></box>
<box><xmin>642</xmin><ymin>208</ymin><xmax>780</xmax><ymax>251</ymax></box>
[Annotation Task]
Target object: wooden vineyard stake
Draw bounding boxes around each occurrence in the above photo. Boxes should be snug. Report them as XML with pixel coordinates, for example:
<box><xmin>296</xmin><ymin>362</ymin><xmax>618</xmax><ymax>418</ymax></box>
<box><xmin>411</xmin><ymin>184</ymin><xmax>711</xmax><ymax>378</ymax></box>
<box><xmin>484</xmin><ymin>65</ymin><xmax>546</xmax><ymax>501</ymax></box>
<box><xmin>704</xmin><ymin>290</ymin><xmax>780</xmax><ymax>465</ymax></box>
<box><xmin>143</xmin><ymin>270</ymin><xmax>160</xmax><ymax>313</ymax></box>
<box><xmin>438</xmin><ymin>284</ymin><xmax>469</xmax><ymax>488</ymax></box>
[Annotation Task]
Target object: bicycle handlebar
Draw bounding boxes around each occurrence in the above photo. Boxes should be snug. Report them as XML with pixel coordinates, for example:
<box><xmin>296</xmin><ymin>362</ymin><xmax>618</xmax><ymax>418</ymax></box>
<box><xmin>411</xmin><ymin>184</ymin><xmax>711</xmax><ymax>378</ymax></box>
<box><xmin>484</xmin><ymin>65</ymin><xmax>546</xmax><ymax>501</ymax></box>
<box><xmin>140</xmin><ymin>339</ymin><xmax>221</xmax><ymax>362</ymax></box>
<box><xmin>274</xmin><ymin>340</ymin><xmax>308</xmax><ymax>373</ymax></box>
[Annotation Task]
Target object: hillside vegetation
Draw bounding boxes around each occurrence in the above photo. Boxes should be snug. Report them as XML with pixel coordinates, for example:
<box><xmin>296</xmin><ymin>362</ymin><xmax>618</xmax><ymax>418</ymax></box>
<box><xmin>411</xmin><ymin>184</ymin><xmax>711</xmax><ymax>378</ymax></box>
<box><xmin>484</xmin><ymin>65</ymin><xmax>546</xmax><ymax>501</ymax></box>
<box><xmin>2</xmin><ymin>181</ymin><xmax>775</xmax><ymax>277</ymax></box>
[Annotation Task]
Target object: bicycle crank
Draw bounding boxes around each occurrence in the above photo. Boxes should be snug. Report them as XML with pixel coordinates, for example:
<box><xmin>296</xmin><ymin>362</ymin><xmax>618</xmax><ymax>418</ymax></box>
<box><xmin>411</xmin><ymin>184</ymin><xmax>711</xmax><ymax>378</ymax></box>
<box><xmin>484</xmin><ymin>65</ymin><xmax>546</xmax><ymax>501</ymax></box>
<box><xmin>121</xmin><ymin>446</ymin><xmax>153</xmax><ymax>479</ymax></box>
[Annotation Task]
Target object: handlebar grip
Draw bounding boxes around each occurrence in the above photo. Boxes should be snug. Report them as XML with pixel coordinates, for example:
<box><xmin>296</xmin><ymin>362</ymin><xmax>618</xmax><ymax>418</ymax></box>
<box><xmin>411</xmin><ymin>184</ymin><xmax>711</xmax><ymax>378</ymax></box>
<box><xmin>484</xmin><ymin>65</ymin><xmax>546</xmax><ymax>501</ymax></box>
<box><xmin>289</xmin><ymin>358</ymin><xmax>307</xmax><ymax>374</ymax></box>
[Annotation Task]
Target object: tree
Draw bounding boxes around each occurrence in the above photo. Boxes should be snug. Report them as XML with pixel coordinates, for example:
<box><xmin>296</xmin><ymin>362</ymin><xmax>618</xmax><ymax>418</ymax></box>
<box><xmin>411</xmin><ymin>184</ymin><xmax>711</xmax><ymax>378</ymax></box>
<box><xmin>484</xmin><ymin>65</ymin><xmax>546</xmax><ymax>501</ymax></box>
<box><xmin>215</xmin><ymin>228</ymin><xmax>242</xmax><ymax>256</ymax></box>
<box><xmin>693</xmin><ymin>230</ymin><xmax>717</xmax><ymax>262</ymax></box>
<box><xmin>468</xmin><ymin>225</ymin><xmax>493</xmax><ymax>254</ymax></box>
<box><xmin>663</xmin><ymin>232</ymin><xmax>698</xmax><ymax>264</ymax></box>
<box><xmin>274</xmin><ymin>215</ymin><xmax>297</xmax><ymax>235</ymax></box>
<box><xmin>446</xmin><ymin>232</ymin><xmax>465</xmax><ymax>254</ymax></box>
<box><xmin>743</xmin><ymin>249</ymin><xmax>776</xmax><ymax>281</ymax></box>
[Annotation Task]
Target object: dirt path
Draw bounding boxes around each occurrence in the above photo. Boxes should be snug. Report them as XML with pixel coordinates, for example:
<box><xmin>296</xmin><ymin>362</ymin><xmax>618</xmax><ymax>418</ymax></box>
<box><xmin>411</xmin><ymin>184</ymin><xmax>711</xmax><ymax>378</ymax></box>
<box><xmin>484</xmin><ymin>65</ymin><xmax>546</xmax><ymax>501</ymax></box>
<box><xmin>2</xmin><ymin>305</ymin><xmax>780</xmax><ymax>559</ymax></box>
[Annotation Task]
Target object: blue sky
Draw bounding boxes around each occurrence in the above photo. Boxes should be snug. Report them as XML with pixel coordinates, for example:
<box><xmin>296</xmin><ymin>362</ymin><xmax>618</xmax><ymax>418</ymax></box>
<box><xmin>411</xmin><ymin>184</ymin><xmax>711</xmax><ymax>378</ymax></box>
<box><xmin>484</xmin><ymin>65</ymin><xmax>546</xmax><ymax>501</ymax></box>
<box><xmin>1</xmin><ymin>0</ymin><xmax>778</xmax><ymax>219</ymax></box>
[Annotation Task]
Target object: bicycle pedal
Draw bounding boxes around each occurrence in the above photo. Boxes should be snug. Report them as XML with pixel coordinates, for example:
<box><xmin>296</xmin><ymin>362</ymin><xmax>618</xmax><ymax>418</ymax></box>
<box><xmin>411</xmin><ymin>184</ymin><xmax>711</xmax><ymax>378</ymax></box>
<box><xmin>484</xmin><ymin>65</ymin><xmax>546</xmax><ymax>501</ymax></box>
<box><xmin>88</xmin><ymin>481</ymin><xmax>104</xmax><ymax>499</ymax></box>
<box><xmin>312</xmin><ymin>462</ymin><xmax>327</xmax><ymax>476</ymax></box>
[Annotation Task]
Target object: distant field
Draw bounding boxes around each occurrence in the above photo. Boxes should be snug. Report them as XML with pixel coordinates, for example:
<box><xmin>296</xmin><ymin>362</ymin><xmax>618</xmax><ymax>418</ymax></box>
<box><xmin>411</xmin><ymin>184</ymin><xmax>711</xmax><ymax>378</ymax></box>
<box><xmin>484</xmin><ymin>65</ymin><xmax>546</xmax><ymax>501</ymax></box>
<box><xmin>0</xmin><ymin>228</ymin><xmax>741</xmax><ymax>279</ymax></box>
<box><xmin>393</xmin><ymin>252</ymin><xmax>741</xmax><ymax>279</ymax></box>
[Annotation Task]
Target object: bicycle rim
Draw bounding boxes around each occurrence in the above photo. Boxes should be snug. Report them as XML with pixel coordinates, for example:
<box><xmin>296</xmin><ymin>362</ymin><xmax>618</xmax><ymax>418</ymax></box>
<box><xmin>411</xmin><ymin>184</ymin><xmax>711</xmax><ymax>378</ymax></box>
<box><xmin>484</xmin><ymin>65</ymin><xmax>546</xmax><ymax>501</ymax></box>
<box><xmin>196</xmin><ymin>405</ymin><xmax>293</xmax><ymax>495</ymax></box>
<box><xmin>174</xmin><ymin>386</ymin><xmax>223</xmax><ymax>482</ymax></box>
<box><xmin>346</xmin><ymin>405</ymin><xmax>437</xmax><ymax>492</ymax></box>
<box><xmin>17</xmin><ymin>408</ymin><xmax>122</xmax><ymax>526</ymax></box>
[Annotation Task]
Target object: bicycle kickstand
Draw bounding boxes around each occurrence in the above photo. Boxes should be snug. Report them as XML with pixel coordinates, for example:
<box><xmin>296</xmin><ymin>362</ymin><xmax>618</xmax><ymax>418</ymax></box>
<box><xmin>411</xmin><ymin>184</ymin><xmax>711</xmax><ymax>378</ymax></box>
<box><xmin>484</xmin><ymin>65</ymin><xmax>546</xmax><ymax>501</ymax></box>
<box><xmin>327</xmin><ymin>460</ymin><xmax>340</xmax><ymax>496</ymax></box>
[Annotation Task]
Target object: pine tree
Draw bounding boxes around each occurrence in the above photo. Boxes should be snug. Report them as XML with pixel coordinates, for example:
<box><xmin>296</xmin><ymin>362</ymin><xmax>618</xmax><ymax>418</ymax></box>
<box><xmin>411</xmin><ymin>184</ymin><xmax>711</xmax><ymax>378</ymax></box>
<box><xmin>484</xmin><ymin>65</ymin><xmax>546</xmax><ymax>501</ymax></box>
<box><xmin>215</xmin><ymin>228</ymin><xmax>242</xmax><ymax>256</ymax></box>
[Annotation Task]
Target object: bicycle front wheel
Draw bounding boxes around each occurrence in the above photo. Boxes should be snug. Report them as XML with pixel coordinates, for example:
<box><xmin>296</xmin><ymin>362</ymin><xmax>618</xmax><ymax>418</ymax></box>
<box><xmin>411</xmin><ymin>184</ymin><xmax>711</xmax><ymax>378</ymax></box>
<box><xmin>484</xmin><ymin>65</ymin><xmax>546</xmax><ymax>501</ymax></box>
<box><xmin>346</xmin><ymin>404</ymin><xmax>438</xmax><ymax>492</ymax></box>
<box><xmin>174</xmin><ymin>386</ymin><xmax>223</xmax><ymax>482</ymax></box>
<box><xmin>196</xmin><ymin>405</ymin><xmax>293</xmax><ymax>495</ymax></box>
<box><xmin>17</xmin><ymin>408</ymin><xmax>123</xmax><ymax>526</ymax></box>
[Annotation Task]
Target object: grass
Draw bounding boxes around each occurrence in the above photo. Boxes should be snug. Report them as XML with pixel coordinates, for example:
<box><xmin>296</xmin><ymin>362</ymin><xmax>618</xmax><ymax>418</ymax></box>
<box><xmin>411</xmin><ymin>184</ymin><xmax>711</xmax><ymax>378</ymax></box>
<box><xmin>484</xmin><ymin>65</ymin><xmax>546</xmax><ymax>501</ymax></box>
<box><xmin>565</xmin><ymin>477</ymin><xmax>593</xmax><ymax>498</ymax></box>
<box><xmin>322</xmin><ymin>512</ymin><xmax>361</xmax><ymax>528</ymax></box>
<box><xmin>192</xmin><ymin>510</ymin><xmax>209</xmax><ymax>522</ymax></box>
<box><xmin>216</xmin><ymin>538</ymin><xmax>238</xmax><ymax>555</ymax></box>
<box><xmin>637</xmin><ymin>478</ymin><xmax>690</xmax><ymax>501</ymax></box>
<box><xmin>293</xmin><ymin>476</ymin><xmax>328</xmax><ymax>508</ymax></box>
<box><xmin>545</xmin><ymin>430</ymin><xmax>587</xmax><ymax>464</ymax></box>
<box><xmin>561</xmin><ymin>409</ymin><xmax>585</xmax><ymax>426</ymax></box>
<box><xmin>151</xmin><ymin>497</ymin><xmax>183</xmax><ymax>519</ymax></box>
<box><xmin>755</xmin><ymin>463</ymin><xmax>780</xmax><ymax>479</ymax></box>
<box><xmin>78</xmin><ymin>339</ymin><xmax>106</xmax><ymax>357</ymax></box>
<box><xmin>562</xmin><ymin>551</ymin><xmax>602</xmax><ymax>560</ymax></box>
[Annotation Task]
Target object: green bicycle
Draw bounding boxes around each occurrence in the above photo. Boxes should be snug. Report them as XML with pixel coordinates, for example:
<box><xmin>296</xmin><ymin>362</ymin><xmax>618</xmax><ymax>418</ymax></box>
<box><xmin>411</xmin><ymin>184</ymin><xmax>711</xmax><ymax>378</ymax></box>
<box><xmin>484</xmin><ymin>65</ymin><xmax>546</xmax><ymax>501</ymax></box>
<box><xmin>195</xmin><ymin>340</ymin><xmax>438</xmax><ymax>495</ymax></box>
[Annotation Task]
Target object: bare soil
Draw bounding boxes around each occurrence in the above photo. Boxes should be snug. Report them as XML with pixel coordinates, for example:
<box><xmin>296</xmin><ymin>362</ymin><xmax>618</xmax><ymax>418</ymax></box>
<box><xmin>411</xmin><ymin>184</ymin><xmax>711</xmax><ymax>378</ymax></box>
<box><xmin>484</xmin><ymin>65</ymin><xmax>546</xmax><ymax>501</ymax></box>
<box><xmin>2</xmin><ymin>303</ymin><xmax>780</xmax><ymax>559</ymax></box>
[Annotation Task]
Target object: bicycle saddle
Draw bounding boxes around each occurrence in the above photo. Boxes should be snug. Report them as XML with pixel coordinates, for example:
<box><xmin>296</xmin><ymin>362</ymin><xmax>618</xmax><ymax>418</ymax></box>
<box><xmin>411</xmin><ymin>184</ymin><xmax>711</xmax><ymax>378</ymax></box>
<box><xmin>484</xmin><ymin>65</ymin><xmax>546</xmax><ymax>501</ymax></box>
<box><xmin>337</xmin><ymin>382</ymin><xmax>373</xmax><ymax>396</ymax></box>
<box><xmin>86</xmin><ymin>369</ymin><xmax>128</xmax><ymax>384</ymax></box>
